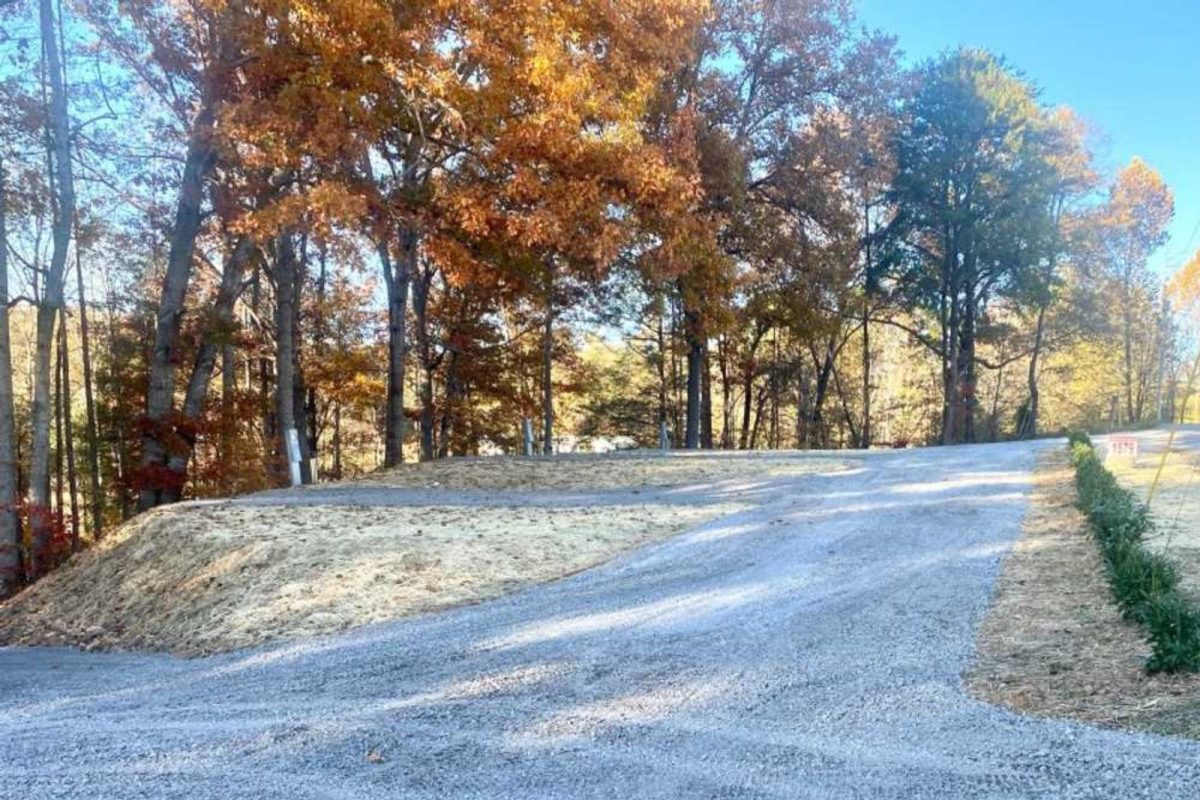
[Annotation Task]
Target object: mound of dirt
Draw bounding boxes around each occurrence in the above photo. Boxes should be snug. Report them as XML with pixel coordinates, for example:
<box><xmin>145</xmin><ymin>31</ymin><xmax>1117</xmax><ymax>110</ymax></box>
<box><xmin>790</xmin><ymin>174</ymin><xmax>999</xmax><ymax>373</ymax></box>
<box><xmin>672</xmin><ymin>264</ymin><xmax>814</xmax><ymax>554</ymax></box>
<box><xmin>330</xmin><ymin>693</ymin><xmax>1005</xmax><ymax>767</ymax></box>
<box><xmin>0</xmin><ymin>499</ymin><xmax>748</xmax><ymax>656</ymax></box>
<box><xmin>3</xmin><ymin>454</ymin><xmax>856</xmax><ymax>656</ymax></box>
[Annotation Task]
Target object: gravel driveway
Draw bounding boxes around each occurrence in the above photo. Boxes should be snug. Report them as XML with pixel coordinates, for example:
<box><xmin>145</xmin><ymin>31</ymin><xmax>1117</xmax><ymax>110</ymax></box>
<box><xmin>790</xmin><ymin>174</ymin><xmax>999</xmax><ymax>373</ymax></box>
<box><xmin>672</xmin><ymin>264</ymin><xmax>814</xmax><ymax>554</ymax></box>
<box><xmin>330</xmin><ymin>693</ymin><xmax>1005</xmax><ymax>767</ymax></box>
<box><xmin>2</xmin><ymin>440</ymin><xmax>1199</xmax><ymax>798</ymax></box>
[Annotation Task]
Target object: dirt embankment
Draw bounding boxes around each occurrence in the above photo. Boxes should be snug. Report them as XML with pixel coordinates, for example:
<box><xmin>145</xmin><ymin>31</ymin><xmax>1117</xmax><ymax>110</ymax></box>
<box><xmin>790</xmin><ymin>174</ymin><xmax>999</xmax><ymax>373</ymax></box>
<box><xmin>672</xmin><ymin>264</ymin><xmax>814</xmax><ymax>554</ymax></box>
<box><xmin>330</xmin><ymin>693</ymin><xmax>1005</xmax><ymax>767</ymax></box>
<box><xmin>968</xmin><ymin>449</ymin><xmax>1200</xmax><ymax>738</ymax></box>
<box><xmin>0</xmin><ymin>453</ymin><xmax>850</xmax><ymax>656</ymax></box>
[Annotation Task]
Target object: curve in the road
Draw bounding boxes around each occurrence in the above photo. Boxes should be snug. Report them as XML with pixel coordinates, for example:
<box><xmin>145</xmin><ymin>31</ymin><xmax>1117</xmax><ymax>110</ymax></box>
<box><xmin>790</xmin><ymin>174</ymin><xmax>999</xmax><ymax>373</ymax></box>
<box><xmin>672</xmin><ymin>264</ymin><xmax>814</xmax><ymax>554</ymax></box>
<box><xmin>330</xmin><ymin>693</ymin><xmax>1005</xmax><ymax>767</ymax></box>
<box><xmin>2</xmin><ymin>440</ymin><xmax>1199</xmax><ymax>799</ymax></box>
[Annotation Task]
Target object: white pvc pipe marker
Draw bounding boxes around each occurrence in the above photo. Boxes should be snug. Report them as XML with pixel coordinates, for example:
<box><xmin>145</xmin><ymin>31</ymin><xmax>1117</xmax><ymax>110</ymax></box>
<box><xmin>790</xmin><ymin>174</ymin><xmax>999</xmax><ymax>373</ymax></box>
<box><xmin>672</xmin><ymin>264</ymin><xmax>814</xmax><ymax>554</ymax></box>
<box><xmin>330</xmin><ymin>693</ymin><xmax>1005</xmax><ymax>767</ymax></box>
<box><xmin>286</xmin><ymin>428</ymin><xmax>303</xmax><ymax>487</ymax></box>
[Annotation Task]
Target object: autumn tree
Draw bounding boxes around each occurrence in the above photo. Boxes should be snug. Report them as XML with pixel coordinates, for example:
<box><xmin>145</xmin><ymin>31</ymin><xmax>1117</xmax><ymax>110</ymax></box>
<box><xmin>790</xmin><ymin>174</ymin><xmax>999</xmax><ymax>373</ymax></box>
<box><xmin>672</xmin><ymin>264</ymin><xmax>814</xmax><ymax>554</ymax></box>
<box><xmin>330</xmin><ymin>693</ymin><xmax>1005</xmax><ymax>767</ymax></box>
<box><xmin>1013</xmin><ymin>108</ymin><xmax>1098</xmax><ymax>437</ymax></box>
<box><xmin>884</xmin><ymin>49</ymin><xmax>1060</xmax><ymax>444</ymax></box>
<box><xmin>1095</xmin><ymin>159</ymin><xmax>1174</xmax><ymax>424</ymax></box>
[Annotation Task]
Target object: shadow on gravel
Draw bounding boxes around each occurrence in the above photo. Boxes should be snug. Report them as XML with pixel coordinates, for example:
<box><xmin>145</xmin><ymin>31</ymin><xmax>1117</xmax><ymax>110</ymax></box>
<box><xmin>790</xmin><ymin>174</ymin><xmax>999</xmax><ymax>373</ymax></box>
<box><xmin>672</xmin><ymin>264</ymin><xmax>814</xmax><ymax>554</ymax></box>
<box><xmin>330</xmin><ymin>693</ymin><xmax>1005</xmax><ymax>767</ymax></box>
<box><xmin>4</xmin><ymin>449</ymin><xmax>1107</xmax><ymax>799</ymax></box>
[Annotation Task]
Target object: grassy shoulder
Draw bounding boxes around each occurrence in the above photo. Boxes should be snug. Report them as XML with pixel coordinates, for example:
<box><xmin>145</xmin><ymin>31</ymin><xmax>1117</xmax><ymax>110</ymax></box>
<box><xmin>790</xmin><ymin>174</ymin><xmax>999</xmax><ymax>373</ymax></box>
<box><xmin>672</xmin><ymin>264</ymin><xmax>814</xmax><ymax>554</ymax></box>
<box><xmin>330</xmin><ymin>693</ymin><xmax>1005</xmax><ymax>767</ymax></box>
<box><xmin>968</xmin><ymin>447</ymin><xmax>1200</xmax><ymax>738</ymax></box>
<box><xmin>0</xmin><ymin>452</ymin><xmax>851</xmax><ymax>656</ymax></box>
<box><xmin>1106</xmin><ymin>430</ymin><xmax>1200</xmax><ymax>601</ymax></box>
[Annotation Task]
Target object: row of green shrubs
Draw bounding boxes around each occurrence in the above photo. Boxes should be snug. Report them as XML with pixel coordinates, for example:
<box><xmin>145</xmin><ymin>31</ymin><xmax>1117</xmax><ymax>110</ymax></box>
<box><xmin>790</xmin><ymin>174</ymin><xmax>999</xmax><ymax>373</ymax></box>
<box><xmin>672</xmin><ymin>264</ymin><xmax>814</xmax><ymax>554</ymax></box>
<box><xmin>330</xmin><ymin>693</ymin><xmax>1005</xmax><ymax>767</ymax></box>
<box><xmin>1067</xmin><ymin>431</ymin><xmax>1200</xmax><ymax>673</ymax></box>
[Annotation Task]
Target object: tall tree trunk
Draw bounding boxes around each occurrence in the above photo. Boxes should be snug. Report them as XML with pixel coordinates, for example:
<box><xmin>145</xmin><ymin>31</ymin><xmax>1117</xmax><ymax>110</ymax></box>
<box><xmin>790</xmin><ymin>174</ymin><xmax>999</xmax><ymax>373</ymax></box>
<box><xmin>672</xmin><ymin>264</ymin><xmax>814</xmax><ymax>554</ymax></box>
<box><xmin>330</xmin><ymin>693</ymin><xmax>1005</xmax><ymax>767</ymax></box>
<box><xmin>252</xmin><ymin>264</ymin><xmax>273</xmax><ymax>445</ymax></box>
<box><xmin>717</xmin><ymin>336</ymin><xmax>734</xmax><ymax>449</ymax></box>
<box><xmin>807</xmin><ymin>341</ymin><xmax>837</xmax><ymax>449</ymax></box>
<box><xmin>541</xmin><ymin>282</ymin><xmax>555</xmax><ymax>456</ymax></box>
<box><xmin>162</xmin><ymin>236</ymin><xmax>255</xmax><ymax>492</ymax></box>
<box><xmin>861</xmin><ymin>199</ymin><xmax>872</xmax><ymax>449</ymax></box>
<box><xmin>670</xmin><ymin>296</ymin><xmax>683</xmax><ymax>442</ymax></box>
<box><xmin>219</xmin><ymin>338</ymin><xmax>235</xmax><ymax>465</ymax></box>
<box><xmin>962</xmin><ymin>293</ymin><xmax>978</xmax><ymax>443</ymax></box>
<box><xmin>1122</xmin><ymin>271</ymin><xmax>1135</xmax><ymax>425</ymax></box>
<box><xmin>378</xmin><ymin>231</ymin><xmax>412</xmax><ymax>467</ymax></box>
<box><xmin>55</xmin><ymin>328</ymin><xmax>64</xmax><ymax>526</ymax></box>
<box><xmin>30</xmin><ymin>0</ymin><xmax>76</xmax><ymax>571</ymax></box>
<box><xmin>291</xmin><ymin>237</ymin><xmax>312</xmax><ymax>484</ymax></box>
<box><xmin>332</xmin><ymin>404</ymin><xmax>343</xmax><ymax>479</ymax></box>
<box><xmin>72</xmin><ymin>238</ymin><xmax>102</xmax><ymax>539</ymax></box>
<box><xmin>274</xmin><ymin>235</ymin><xmax>298</xmax><ymax>483</ymax></box>
<box><xmin>748</xmin><ymin>381</ymin><xmax>770</xmax><ymax>449</ymax></box>
<box><xmin>701</xmin><ymin>340</ymin><xmax>714</xmax><ymax>449</ymax></box>
<box><xmin>0</xmin><ymin>159</ymin><xmax>20</xmax><ymax>595</ymax></box>
<box><xmin>737</xmin><ymin>327</ymin><xmax>766</xmax><ymax>450</ymax></box>
<box><xmin>942</xmin><ymin>265</ymin><xmax>961</xmax><ymax>445</ymax></box>
<box><xmin>439</xmin><ymin>346</ymin><xmax>463</xmax><ymax>459</ymax></box>
<box><xmin>684</xmin><ymin>335</ymin><xmax>702</xmax><ymax>449</ymax></box>
<box><xmin>769</xmin><ymin>332</ymin><xmax>780</xmax><ymax>449</ymax></box>
<box><xmin>1023</xmin><ymin>304</ymin><xmax>1047</xmax><ymax>438</ymax></box>
<box><xmin>411</xmin><ymin>262</ymin><xmax>436</xmax><ymax>461</ymax></box>
<box><xmin>138</xmin><ymin>105</ymin><xmax>218</xmax><ymax>510</ymax></box>
<box><xmin>654</xmin><ymin>295</ymin><xmax>668</xmax><ymax>443</ymax></box>
<box><xmin>831</xmin><ymin>361</ymin><xmax>860</xmax><ymax>449</ymax></box>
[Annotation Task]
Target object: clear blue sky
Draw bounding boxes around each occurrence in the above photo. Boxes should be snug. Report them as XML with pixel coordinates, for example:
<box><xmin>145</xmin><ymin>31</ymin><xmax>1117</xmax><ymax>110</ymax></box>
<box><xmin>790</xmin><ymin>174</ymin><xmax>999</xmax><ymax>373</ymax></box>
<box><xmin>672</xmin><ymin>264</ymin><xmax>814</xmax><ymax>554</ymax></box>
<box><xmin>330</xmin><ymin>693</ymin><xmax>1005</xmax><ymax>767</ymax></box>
<box><xmin>856</xmin><ymin>0</ymin><xmax>1200</xmax><ymax>275</ymax></box>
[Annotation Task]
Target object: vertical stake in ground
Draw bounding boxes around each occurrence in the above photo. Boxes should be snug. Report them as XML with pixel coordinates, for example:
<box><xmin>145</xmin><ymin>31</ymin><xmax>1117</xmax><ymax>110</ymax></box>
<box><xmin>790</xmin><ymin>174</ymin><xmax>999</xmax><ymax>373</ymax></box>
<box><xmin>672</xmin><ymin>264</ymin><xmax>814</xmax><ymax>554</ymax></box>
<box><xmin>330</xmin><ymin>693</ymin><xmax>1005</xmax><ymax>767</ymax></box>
<box><xmin>286</xmin><ymin>428</ymin><xmax>303</xmax><ymax>487</ymax></box>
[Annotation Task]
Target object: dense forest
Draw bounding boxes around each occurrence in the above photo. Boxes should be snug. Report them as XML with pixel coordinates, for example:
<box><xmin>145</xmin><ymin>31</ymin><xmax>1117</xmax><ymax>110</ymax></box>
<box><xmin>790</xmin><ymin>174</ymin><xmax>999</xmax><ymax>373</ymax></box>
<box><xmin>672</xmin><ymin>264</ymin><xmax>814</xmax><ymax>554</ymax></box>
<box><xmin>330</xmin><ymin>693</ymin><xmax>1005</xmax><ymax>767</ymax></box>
<box><xmin>0</xmin><ymin>0</ymin><xmax>1195</xmax><ymax>595</ymax></box>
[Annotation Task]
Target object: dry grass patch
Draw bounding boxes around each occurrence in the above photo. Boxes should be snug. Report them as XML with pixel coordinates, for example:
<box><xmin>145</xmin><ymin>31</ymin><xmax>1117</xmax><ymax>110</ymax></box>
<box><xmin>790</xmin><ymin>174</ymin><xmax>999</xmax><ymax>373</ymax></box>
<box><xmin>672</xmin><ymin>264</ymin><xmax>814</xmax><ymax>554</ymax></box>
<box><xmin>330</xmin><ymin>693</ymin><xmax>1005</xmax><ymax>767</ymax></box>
<box><xmin>1107</xmin><ymin>435</ymin><xmax>1200</xmax><ymax>601</ymax></box>
<box><xmin>968</xmin><ymin>449</ymin><xmax>1200</xmax><ymax>737</ymax></box>
<box><xmin>352</xmin><ymin>451</ymin><xmax>850</xmax><ymax>491</ymax></box>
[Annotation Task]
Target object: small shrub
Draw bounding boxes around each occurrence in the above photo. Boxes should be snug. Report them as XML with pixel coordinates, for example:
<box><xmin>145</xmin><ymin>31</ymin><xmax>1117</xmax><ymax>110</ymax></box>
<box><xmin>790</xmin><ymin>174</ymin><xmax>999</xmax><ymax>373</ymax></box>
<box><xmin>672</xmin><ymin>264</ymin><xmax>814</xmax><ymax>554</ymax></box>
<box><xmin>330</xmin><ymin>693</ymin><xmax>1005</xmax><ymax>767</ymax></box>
<box><xmin>1105</xmin><ymin>544</ymin><xmax>1178</xmax><ymax>623</ymax></box>
<box><xmin>1066</xmin><ymin>438</ymin><xmax>1200</xmax><ymax>674</ymax></box>
<box><xmin>1067</xmin><ymin>430</ymin><xmax>1093</xmax><ymax>449</ymax></box>
<box><xmin>1142</xmin><ymin>595</ymin><xmax>1200</xmax><ymax>673</ymax></box>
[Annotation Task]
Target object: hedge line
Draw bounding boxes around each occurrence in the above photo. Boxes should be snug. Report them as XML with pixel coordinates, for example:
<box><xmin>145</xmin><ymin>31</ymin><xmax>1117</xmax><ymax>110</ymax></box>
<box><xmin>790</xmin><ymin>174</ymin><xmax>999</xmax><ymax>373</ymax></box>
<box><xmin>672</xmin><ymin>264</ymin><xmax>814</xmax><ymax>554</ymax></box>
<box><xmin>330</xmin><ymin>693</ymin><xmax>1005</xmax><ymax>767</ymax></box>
<box><xmin>1067</xmin><ymin>431</ymin><xmax>1200</xmax><ymax>673</ymax></box>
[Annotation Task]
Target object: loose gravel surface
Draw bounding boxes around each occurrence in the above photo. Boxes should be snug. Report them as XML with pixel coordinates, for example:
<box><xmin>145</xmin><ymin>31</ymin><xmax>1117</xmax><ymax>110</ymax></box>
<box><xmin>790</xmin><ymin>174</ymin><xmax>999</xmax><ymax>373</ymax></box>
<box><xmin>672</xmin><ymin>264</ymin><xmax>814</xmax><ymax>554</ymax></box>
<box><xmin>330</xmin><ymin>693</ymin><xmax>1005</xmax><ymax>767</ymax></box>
<box><xmin>3</xmin><ymin>441</ymin><xmax>1200</xmax><ymax>798</ymax></box>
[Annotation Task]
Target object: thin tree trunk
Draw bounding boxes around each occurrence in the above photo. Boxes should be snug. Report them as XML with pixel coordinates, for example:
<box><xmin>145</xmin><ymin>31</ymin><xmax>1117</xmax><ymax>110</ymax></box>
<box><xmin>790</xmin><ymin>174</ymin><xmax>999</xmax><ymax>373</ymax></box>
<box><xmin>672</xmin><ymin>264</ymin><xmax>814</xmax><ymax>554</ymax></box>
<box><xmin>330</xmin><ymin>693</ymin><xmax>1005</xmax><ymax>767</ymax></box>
<box><xmin>541</xmin><ymin>281</ymin><xmax>555</xmax><ymax>456</ymax></box>
<box><xmin>30</xmin><ymin>0</ymin><xmax>76</xmax><ymax>571</ymax></box>
<box><xmin>654</xmin><ymin>294</ymin><xmax>668</xmax><ymax>442</ymax></box>
<box><xmin>439</xmin><ymin>348</ymin><xmax>461</xmax><ymax>459</ymax></box>
<box><xmin>807</xmin><ymin>340</ymin><xmax>836</xmax><ymax>449</ymax></box>
<box><xmin>962</xmin><ymin>281</ymin><xmax>978</xmax><ymax>443</ymax></box>
<box><xmin>411</xmin><ymin>263</ymin><xmax>436</xmax><ymax>461</ymax></box>
<box><xmin>274</xmin><ymin>235</ymin><xmax>298</xmax><ymax>482</ymax></box>
<box><xmin>830</xmin><ymin>360</ymin><xmax>860</xmax><ymax>449</ymax></box>
<box><xmin>292</xmin><ymin>235</ymin><xmax>312</xmax><ymax>484</ymax></box>
<box><xmin>738</xmin><ymin>327</ymin><xmax>766</xmax><ymax>450</ymax></box>
<box><xmin>58</xmin><ymin>313</ymin><xmax>79</xmax><ymax>550</ymax></box>
<box><xmin>861</xmin><ymin>199</ymin><xmax>872</xmax><ymax>449</ymax></box>
<box><xmin>717</xmin><ymin>335</ymin><xmax>734</xmax><ymax>449</ymax></box>
<box><xmin>748</xmin><ymin>381</ymin><xmax>769</xmax><ymax>449</ymax></box>
<box><xmin>72</xmin><ymin>236</ymin><xmax>102</xmax><ymax>539</ymax></box>
<box><xmin>0</xmin><ymin>159</ymin><xmax>20</xmax><ymax>595</ymax></box>
<box><xmin>942</xmin><ymin>264</ymin><xmax>961</xmax><ymax>445</ymax></box>
<box><xmin>332</xmin><ymin>404</ymin><xmax>343</xmax><ymax>479</ymax></box>
<box><xmin>769</xmin><ymin>332</ymin><xmax>780</xmax><ymax>449</ymax></box>
<box><xmin>138</xmin><ymin>105</ymin><xmax>218</xmax><ymax>510</ymax></box>
<box><xmin>989</xmin><ymin>364</ymin><xmax>1005</xmax><ymax>442</ymax></box>
<box><xmin>701</xmin><ymin>340</ymin><xmax>714</xmax><ymax>449</ymax></box>
<box><xmin>54</xmin><ymin>323</ymin><xmax>64</xmax><ymax>524</ymax></box>
<box><xmin>1023</xmin><ymin>304</ymin><xmax>1046</xmax><ymax>438</ymax></box>
<box><xmin>253</xmin><ymin>263</ymin><xmax>274</xmax><ymax>445</ymax></box>
<box><xmin>1123</xmin><ymin>270</ymin><xmax>1135</xmax><ymax>425</ymax></box>
<box><xmin>670</xmin><ymin>298</ymin><xmax>682</xmax><ymax>441</ymax></box>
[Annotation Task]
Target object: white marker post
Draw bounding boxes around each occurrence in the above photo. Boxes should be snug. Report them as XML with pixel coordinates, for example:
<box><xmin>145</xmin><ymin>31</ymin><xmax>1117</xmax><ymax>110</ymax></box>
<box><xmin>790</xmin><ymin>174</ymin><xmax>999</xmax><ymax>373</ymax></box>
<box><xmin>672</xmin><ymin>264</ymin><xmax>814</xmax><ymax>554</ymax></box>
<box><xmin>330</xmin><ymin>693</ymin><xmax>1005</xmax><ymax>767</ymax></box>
<box><xmin>659</xmin><ymin>421</ymin><xmax>670</xmax><ymax>451</ymax></box>
<box><xmin>285</xmin><ymin>428</ymin><xmax>303</xmax><ymax>487</ymax></box>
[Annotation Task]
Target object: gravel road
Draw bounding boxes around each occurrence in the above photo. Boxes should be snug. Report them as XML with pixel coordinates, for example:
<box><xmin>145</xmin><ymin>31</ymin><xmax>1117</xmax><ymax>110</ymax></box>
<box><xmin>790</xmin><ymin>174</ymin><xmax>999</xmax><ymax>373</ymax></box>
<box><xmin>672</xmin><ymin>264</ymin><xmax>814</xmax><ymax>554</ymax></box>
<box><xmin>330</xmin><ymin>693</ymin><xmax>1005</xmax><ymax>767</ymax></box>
<box><xmin>3</xmin><ymin>440</ymin><xmax>1199</xmax><ymax>798</ymax></box>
